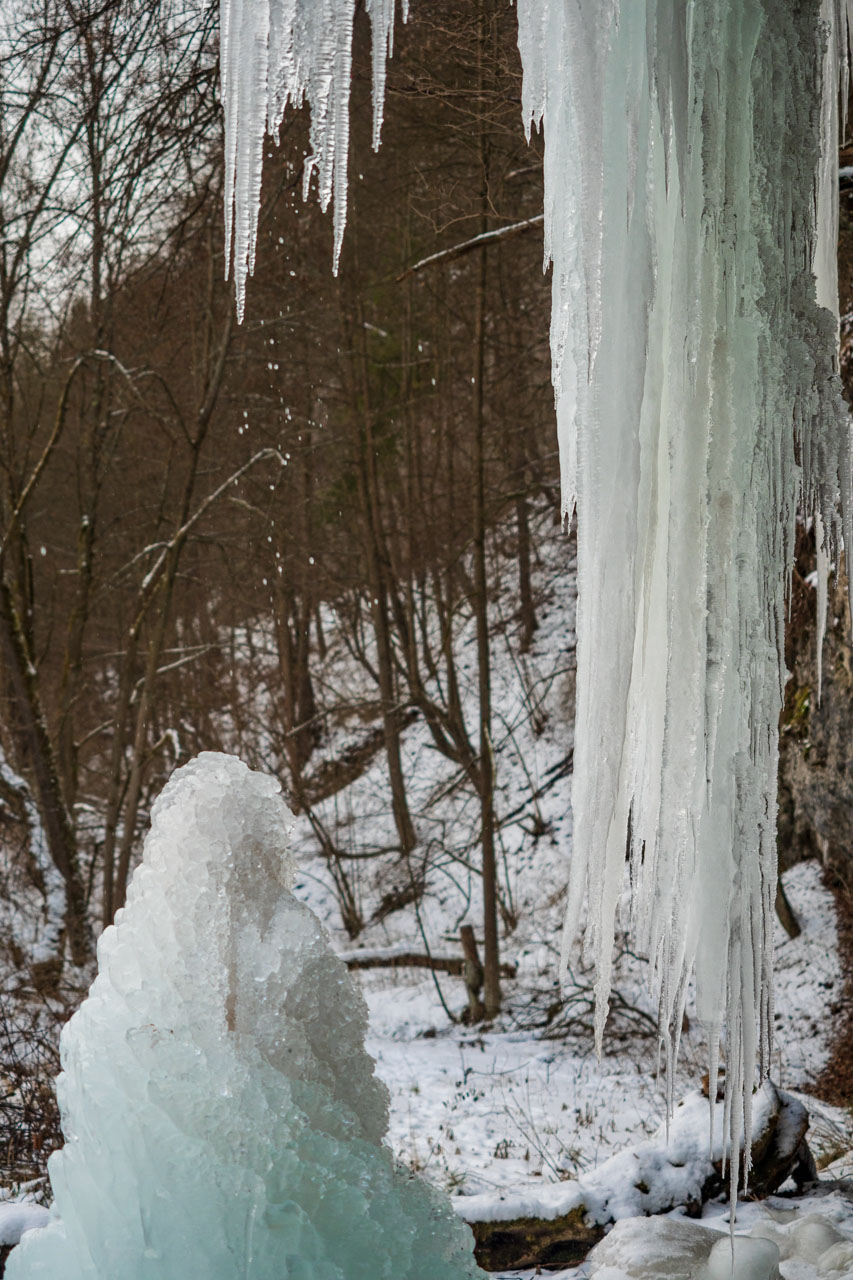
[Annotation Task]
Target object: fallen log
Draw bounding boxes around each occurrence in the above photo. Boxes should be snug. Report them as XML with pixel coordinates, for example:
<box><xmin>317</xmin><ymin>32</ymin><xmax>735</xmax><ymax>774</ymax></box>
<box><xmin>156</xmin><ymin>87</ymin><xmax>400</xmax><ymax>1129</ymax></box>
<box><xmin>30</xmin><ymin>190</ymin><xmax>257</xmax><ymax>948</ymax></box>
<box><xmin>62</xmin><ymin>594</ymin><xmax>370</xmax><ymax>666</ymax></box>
<box><xmin>468</xmin><ymin>1207</ymin><xmax>603</xmax><ymax>1272</ymax></box>
<box><xmin>457</xmin><ymin>1082</ymin><xmax>812</xmax><ymax>1272</ymax></box>
<box><xmin>338</xmin><ymin>944</ymin><xmax>516</xmax><ymax>979</ymax></box>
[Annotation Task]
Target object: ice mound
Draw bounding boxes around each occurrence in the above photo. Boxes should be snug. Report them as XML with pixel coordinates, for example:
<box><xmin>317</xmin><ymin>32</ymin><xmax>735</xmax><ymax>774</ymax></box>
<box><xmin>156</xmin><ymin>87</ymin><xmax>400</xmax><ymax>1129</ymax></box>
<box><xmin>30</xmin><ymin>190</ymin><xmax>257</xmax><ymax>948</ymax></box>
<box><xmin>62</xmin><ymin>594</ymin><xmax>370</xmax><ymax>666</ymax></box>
<box><xmin>7</xmin><ymin>753</ymin><xmax>483</xmax><ymax>1279</ymax></box>
<box><xmin>587</xmin><ymin>1216</ymin><xmax>722</xmax><ymax>1278</ymax></box>
<box><xmin>587</xmin><ymin>1204</ymin><xmax>853</xmax><ymax>1279</ymax></box>
<box><xmin>699</xmin><ymin>1236</ymin><xmax>780</xmax><ymax>1280</ymax></box>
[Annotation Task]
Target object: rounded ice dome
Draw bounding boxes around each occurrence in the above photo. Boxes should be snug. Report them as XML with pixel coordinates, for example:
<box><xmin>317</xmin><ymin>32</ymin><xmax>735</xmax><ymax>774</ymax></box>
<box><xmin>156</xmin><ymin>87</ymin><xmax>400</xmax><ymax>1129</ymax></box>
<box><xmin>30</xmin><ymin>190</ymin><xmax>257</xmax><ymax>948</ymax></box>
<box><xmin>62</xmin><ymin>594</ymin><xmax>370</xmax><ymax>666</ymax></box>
<box><xmin>700</xmin><ymin>1235</ymin><xmax>781</xmax><ymax>1280</ymax></box>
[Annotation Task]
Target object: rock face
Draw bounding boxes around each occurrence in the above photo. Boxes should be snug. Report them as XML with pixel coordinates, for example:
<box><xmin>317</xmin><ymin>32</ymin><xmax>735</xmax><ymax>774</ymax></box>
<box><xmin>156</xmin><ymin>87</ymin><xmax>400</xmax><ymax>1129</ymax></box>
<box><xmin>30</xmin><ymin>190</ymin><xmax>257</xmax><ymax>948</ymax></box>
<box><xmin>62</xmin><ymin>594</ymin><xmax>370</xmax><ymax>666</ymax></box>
<box><xmin>777</xmin><ymin>189</ymin><xmax>853</xmax><ymax>894</ymax></box>
<box><xmin>777</xmin><ymin>526</ymin><xmax>853</xmax><ymax>888</ymax></box>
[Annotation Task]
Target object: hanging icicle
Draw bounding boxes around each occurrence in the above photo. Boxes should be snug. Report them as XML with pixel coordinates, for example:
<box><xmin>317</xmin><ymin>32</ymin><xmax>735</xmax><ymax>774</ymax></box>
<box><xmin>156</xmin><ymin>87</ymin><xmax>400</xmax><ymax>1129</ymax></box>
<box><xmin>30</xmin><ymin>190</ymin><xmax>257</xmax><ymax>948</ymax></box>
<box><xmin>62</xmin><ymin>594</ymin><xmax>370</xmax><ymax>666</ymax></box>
<box><xmin>516</xmin><ymin>0</ymin><xmax>853</xmax><ymax>1195</ymax></box>
<box><xmin>220</xmin><ymin>0</ymin><xmax>406</xmax><ymax>321</ymax></box>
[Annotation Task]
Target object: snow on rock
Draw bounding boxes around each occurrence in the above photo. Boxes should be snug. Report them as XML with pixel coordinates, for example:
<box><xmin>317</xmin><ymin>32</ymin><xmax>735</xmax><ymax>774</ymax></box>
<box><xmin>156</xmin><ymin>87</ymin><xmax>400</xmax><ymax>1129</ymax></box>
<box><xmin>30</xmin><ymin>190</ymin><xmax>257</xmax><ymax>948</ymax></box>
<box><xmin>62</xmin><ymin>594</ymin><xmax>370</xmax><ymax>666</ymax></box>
<box><xmin>5</xmin><ymin>753</ymin><xmax>484</xmax><ymax>1280</ymax></box>
<box><xmin>0</xmin><ymin>1205</ymin><xmax>49</xmax><ymax>1249</ymax></box>
<box><xmin>584</xmin><ymin>1196</ymin><xmax>853</xmax><ymax>1280</ymax></box>
<box><xmin>455</xmin><ymin>1084</ymin><xmax>796</xmax><ymax>1229</ymax></box>
<box><xmin>586</xmin><ymin>1218</ymin><xmax>723</xmax><ymax>1280</ymax></box>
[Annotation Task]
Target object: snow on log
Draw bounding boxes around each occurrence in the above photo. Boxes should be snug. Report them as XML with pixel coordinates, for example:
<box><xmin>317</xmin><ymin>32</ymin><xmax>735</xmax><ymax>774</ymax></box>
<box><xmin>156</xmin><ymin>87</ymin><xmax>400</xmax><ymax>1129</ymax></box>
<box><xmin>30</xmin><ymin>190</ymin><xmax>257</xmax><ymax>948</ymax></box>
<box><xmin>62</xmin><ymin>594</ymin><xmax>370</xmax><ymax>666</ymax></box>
<box><xmin>338</xmin><ymin>944</ymin><xmax>516</xmax><ymax>978</ymax></box>
<box><xmin>457</xmin><ymin>1084</ymin><xmax>812</xmax><ymax>1271</ymax></box>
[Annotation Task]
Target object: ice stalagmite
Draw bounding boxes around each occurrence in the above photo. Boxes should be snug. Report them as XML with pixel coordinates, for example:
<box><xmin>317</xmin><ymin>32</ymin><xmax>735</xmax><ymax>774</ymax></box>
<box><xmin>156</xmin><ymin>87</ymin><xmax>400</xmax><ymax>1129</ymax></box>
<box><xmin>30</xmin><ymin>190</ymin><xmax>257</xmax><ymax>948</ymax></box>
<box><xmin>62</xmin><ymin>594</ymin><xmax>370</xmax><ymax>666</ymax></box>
<box><xmin>516</xmin><ymin>0</ymin><xmax>853</xmax><ymax>1184</ymax></box>
<box><xmin>7</xmin><ymin>754</ymin><xmax>483</xmax><ymax>1279</ymax></box>
<box><xmin>217</xmin><ymin>0</ymin><xmax>853</xmax><ymax>1191</ymax></box>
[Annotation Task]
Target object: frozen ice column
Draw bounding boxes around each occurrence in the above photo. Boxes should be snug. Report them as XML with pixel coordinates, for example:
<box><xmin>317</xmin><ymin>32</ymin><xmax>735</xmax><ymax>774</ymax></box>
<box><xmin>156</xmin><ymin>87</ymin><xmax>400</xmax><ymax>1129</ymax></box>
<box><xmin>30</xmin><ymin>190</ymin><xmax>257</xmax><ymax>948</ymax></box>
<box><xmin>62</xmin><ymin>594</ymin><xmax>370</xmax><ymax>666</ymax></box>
<box><xmin>7</xmin><ymin>752</ymin><xmax>483</xmax><ymax>1280</ymax></box>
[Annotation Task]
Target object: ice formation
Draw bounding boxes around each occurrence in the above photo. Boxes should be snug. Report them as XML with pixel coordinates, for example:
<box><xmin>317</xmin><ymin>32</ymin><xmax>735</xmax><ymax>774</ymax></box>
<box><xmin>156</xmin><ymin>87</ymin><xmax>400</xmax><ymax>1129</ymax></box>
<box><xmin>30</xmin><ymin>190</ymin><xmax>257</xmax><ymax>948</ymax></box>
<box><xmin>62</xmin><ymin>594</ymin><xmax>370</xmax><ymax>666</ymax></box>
<box><xmin>586</xmin><ymin>1203</ymin><xmax>853</xmax><ymax>1279</ymax></box>
<box><xmin>7</xmin><ymin>753</ymin><xmax>483</xmax><ymax>1279</ymax></box>
<box><xmin>217</xmin><ymin>0</ymin><xmax>853</xmax><ymax>1193</ymax></box>
<box><xmin>701</xmin><ymin>1236</ymin><xmax>781</xmax><ymax>1280</ymax></box>
<box><xmin>221</xmin><ymin>0</ymin><xmax>407</xmax><ymax>320</ymax></box>
<box><xmin>518</xmin><ymin>0</ymin><xmax>853</xmax><ymax>1194</ymax></box>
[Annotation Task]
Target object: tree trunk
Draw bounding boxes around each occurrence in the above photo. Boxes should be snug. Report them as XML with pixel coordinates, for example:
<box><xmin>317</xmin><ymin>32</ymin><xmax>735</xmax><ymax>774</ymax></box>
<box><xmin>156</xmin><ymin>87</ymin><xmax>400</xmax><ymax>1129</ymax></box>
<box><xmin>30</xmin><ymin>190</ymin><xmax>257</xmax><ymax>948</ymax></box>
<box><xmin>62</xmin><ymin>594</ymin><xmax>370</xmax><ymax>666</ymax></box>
<box><xmin>0</xmin><ymin>578</ymin><xmax>91</xmax><ymax>967</ymax></box>
<box><xmin>472</xmin><ymin>5</ymin><xmax>500</xmax><ymax>1019</ymax></box>
<box><xmin>349</xmin><ymin>296</ymin><xmax>417</xmax><ymax>857</ymax></box>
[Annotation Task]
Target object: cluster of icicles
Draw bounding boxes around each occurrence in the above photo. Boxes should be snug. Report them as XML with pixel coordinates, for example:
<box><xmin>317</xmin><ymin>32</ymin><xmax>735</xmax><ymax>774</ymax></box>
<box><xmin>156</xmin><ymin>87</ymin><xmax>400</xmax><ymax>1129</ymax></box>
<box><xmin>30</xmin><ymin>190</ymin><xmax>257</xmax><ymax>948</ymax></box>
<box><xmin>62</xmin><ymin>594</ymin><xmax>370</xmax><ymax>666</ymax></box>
<box><xmin>220</xmin><ymin>0</ymin><xmax>853</xmax><ymax>1195</ymax></box>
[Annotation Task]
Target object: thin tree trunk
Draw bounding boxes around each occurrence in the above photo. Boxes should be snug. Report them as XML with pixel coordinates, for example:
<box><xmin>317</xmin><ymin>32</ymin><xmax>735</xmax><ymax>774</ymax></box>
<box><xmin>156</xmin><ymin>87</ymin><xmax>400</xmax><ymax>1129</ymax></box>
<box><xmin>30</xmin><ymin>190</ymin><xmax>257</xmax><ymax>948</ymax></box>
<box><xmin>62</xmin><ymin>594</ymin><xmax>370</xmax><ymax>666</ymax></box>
<box><xmin>0</xmin><ymin>577</ymin><xmax>91</xmax><ymax>966</ymax></box>
<box><xmin>350</xmin><ymin>298</ymin><xmax>417</xmax><ymax>856</ymax></box>
<box><xmin>473</xmin><ymin>0</ymin><xmax>500</xmax><ymax>1019</ymax></box>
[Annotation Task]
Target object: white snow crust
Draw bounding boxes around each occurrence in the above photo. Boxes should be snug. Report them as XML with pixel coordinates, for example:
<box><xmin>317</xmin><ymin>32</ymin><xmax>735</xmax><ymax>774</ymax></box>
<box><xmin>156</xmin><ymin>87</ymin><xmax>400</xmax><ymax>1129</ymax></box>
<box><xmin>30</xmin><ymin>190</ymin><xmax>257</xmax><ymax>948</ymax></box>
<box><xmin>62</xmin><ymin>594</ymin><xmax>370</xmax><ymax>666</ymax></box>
<box><xmin>0</xmin><ymin>1203</ymin><xmax>49</xmax><ymax>1248</ymax></box>
<box><xmin>6</xmin><ymin>753</ymin><xmax>483</xmax><ymax>1279</ymax></box>
<box><xmin>584</xmin><ymin>1196</ymin><xmax>853</xmax><ymax>1280</ymax></box>
<box><xmin>455</xmin><ymin>1084</ymin><xmax>790</xmax><ymax>1228</ymax></box>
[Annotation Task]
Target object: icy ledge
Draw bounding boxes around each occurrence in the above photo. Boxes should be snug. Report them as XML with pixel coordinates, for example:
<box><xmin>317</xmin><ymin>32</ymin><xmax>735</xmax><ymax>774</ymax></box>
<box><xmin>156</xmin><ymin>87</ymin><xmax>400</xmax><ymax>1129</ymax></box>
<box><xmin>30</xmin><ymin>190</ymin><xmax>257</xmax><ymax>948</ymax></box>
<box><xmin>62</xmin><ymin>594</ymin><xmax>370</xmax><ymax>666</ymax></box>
<box><xmin>6</xmin><ymin>753</ymin><xmax>483</xmax><ymax>1279</ymax></box>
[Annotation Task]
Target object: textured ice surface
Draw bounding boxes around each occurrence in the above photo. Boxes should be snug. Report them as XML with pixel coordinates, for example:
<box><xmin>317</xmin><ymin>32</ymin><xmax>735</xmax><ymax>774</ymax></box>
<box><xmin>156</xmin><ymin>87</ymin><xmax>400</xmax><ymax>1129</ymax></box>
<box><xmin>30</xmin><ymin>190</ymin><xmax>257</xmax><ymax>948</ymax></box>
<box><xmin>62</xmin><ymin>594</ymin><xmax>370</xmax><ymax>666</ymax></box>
<box><xmin>586</xmin><ymin>1205</ymin><xmax>853</xmax><ymax>1280</ymax></box>
<box><xmin>588</xmin><ymin>1217</ymin><xmax>721</xmax><ymax>1279</ymax></box>
<box><xmin>700</xmin><ymin>1236</ymin><xmax>781</xmax><ymax>1280</ymax></box>
<box><xmin>7</xmin><ymin>753</ymin><xmax>482</xmax><ymax>1279</ymax></box>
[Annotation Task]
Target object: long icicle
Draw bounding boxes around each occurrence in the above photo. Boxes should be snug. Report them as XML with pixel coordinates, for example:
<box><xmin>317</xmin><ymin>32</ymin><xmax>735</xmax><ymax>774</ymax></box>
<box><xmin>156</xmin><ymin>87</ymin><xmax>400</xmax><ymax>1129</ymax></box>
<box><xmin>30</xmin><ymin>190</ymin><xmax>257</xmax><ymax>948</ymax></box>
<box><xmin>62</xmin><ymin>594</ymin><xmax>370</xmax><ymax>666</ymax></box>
<box><xmin>516</xmin><ymin>0</ymin><xmax>853</xmax><ymax>1201</ymax></box>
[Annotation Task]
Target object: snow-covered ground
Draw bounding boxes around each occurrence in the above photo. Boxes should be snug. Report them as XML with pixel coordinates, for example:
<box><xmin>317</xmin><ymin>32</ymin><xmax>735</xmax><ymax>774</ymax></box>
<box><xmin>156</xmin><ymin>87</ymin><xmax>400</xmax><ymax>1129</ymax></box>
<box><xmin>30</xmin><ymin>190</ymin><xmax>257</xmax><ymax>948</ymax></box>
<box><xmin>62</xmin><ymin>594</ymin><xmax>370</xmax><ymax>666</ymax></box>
<box><xmin>271</xmin><ymin>516</ymin><xmax>852</xmax><ymax>1276</ymax></box>
<box><xmin>351</xmin><ymin>861</ymin><xmax>847</xmax><ymax>1205</ymax></box>
<box><xmin>3</xmin><ymin>517</ymin><xmax>847</xmax><ymax>1277</ymax></box>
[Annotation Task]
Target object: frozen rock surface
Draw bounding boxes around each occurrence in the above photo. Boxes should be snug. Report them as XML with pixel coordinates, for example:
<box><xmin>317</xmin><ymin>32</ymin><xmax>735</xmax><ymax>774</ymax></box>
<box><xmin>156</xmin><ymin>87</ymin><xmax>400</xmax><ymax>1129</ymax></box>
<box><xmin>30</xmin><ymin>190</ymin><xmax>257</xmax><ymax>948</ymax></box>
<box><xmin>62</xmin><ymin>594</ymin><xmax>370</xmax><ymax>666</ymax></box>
<box><xmin>587</xmin><ymin>1217</ymin><xmax>721</xmax><ymax>1279</ymax></box>
<box><xmin>6</xmin><ymin>753</ymin><xmax>482</xmax><ymax>1279</ymax></box>
<box><xmin>586</xmin><ymin>1200</ymin><xmax>853</xmax><ymax>1280</ymax></box>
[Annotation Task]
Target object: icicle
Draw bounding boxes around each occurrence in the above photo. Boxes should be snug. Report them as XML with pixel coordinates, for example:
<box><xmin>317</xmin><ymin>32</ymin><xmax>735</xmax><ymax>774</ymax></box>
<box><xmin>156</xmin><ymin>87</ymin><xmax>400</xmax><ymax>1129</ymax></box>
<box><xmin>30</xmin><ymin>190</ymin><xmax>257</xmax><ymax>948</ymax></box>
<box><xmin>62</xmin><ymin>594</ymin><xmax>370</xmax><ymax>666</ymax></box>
<box><xmin>220</xmin><ymin>0</ymin><xmax>406</xmax><ymax>316</ymax></box>
<box><xmin>515</xmin><ymin>0</ymin><xmax>853</xmax><ymax>1205</ymax></box>
<box><xmin>816</xmin><ymin>511</ymin><xmax>829</xmax><ymax>700</ymax></box>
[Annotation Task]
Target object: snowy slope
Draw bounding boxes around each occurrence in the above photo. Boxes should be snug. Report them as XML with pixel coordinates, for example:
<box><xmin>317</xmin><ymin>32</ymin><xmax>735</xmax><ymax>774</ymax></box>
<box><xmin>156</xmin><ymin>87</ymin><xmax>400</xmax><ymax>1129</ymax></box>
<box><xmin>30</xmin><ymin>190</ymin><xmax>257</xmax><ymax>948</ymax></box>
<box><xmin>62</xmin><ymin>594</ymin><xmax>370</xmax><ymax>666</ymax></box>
<box><xmin>274</xmin><ymin>516</ymin><xmax>850</xmax><ymax>1255</ymax></box>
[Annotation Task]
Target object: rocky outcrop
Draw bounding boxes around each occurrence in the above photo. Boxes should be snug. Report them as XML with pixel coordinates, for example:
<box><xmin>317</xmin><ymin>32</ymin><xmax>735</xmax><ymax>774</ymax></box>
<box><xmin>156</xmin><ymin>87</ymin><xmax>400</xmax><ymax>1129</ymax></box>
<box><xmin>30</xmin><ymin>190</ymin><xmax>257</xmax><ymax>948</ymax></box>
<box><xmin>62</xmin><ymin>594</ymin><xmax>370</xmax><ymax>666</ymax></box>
<box><xmin>777</xmin><ymin>527</ymin><xmax>853</xmax><ymax>888</ymax></box>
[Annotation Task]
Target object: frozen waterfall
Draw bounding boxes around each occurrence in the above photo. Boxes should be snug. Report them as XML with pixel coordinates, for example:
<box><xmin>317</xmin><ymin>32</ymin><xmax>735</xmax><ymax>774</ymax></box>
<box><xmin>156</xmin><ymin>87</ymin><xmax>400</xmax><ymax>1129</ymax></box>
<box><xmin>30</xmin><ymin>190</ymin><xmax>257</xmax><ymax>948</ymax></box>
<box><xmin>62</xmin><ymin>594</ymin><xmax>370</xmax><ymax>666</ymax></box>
<box><xmin>518</xmin><ymin>0</ymin><xmax>853</xmax><ymax>1196</ymax></box>
<box><xmin>7</xmin><ymin>754</ymin><xmax>483</xmax><ymax>1279</ymax></box>
<box><xmin>218</xmin><ymin>0</ymin><xmax>853</xmax><ymax>1195</ymax></box>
